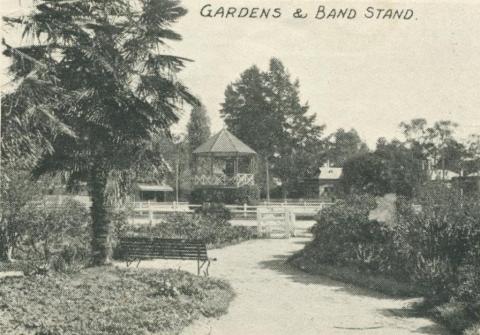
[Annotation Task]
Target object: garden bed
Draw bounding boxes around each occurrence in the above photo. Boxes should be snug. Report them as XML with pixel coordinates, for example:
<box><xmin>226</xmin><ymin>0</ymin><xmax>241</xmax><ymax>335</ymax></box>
<box><xmin>115</xmin><ymin>211</ymin><xmax>257</xmax><ymax>254</ymax></box>
<box><xmin>0</xmin><ymin>266</ymin><xmax>234</xmax><ymax>335</ymax></box>
<box><xmin>291</xmin><ymin>191</ymin><xmax>480</xmax><ymax>335</ymax></box>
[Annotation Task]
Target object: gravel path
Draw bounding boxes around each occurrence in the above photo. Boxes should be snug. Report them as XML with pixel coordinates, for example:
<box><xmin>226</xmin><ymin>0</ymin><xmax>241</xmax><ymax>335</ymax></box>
<box><xmin>138</xmin><ymin>237</ymin><xmax>448</xmax><ymax>335</ymax></box>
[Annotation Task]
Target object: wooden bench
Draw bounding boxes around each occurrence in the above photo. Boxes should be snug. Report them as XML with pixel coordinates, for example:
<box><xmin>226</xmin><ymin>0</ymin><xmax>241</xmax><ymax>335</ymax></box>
<box><xmin>118</xmin><ymin>236</ymin><xmax>215</xmax><ymax>276</ymax></box>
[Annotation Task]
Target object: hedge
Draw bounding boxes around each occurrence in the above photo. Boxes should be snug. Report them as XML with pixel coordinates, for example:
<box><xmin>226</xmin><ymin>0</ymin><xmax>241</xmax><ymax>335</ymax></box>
<box><xmin>190</xmin><ymin>185</ymin><xmax>259</xmax><ymax>205</ymax></box>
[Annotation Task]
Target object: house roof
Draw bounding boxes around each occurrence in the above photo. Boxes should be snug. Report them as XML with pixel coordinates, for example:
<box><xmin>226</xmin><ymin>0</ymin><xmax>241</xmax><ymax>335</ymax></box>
<box><xmin>429</xmin><ymin>169</ymin><xmax>460</xmax><ymax>181</ymax></box>
<box><xmin>137</xmin><ymin>184</ymin><xmax>173</xmax><ymax>192</ymax></box>
<box><xmin>193</xmin><ymin>129</ymin><xmax>256</xmax><ymax>156</ymax></box>
<box><xmin>318</xmin><ymin>166</ymin><xmax>343</xmax><ymax>180</ymax></box>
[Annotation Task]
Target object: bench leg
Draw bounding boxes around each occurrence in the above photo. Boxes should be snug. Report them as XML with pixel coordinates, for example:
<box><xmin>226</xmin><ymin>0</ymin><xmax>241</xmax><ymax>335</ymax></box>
<box><xmin>197</xmin><ymin>260</ymin><xmax>210</xmax><ymax>277</ymax></box>
<box><xmin>136</xmin><ymin>259</ymin><xmax>141</xmax><ymax>268</ymax></box>
<box><xmin>204</xmin><ymin>260</ymin><xmax>211</xmax><ymax>277</ymax></box>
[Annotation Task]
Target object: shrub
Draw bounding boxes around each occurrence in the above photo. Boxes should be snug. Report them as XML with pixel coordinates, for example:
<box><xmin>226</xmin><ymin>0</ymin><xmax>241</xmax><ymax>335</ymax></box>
<box><xmin>0</xmin><ymin>267</ymin><xmax>234</xmax><ymax>335</ymax></box>
<box><xmin>190</xmin><ymin>185</ymin><xmax>259</xmax><ymax>205</ymax></box>
<box><xmin>118</xmin><ymin>208</ymin><xmax>256</xmax><ymax>252</ymax></box>
<box><xmin>13</xmin><ymin>198</ymin><xmax>92</xmax><ymax>273</ymax></box>
<box><xmin>194</xmin><ymin>202</ymin><xmax>232</xmax><ymax>221</ymax></box>
<box><xmin>294</xmin><ymin>185</ymin><xmax>480</xmax><ymax>334</ymax></box>
<box><xmin>306</xmin><ymin>194</ymin><xmax>392</xmax><ymax>273</ymax></box>
<box><xmin>433</xmin><ymin>302</ymin><xmax>475</xmax><ymax>334</ymax></box>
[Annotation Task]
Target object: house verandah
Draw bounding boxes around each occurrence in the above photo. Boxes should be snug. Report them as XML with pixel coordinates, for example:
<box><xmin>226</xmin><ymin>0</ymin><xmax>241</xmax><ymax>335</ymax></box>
<box><xmin>192</xmin><ymin>129</ymin><xmax>257</xmax><ymax>188</ymax></box>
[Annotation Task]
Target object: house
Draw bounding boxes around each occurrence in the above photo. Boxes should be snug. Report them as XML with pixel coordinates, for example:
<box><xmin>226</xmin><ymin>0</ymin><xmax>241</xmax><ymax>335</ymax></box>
<box><xmin>429</xmin><ymin>169</ymin><xmax>460</xmax><ymax>182</ymax></box>
<box><xmin>135</xmin><ymin>183</ymin><xmax>174</xmax><ymax>202</ymax></box>
<box><xmin>318</xmin><ymin>162</ymin><xmax>343</xmax><ymax>199</ymax></box>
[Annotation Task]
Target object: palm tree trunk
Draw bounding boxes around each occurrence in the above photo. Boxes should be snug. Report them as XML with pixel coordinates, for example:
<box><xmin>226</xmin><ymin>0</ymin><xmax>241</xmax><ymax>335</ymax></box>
<box><xmin>89</xmin><ymin>166</ymin><xmax>112</xmax><ymax>266</ymax></box>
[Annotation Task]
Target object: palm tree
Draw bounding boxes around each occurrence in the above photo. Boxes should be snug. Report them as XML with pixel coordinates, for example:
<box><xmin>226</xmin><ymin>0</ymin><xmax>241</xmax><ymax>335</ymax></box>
<box><xmin>2</xmin><ymin>0</ymin><xmax>196</xmax><ymax>265</ymax></box>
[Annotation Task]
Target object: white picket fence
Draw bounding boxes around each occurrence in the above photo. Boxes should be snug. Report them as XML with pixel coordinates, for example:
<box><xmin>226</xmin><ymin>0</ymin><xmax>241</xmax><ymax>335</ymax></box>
<box><xmin>257</xmin><ymin>208</ymin><xmax>296</xmax><ymax>239</ymax></box>
<box><xmin>131</xmin><ymin>200</ymin><xmax>333</xmax><ymax>224</ymax></box>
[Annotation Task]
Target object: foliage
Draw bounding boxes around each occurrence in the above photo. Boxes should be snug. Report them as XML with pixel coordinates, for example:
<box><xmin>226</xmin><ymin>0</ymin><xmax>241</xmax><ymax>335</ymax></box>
<box><xmin>307</xmin><ymin>195</ymin><xmax>390</xmax><ymax>272</ymax></box>
<box><xmin>375</xmin><ymin>138</ymin><xmax>428</xmax><ymax>197</ymax></box>
<box><xmin>340</xmin><ymin>153</ymin><xmax>389</xmax><ymax>196</ymax></box>
<box><xmin>2</xmin><ymin>0</ymin><xmax>196</xmax><ymax>265</ymax></box>
<box><xmin>341</xmin><ymin>139</ymin><xmax>428</xmax><ymax>198</ymax></box>
<box><xmin>325</xmin><ymin>128</ymin><xmax>368</xmax><ymax>167</ymax></box>
<box><xmin>123</xmin><ymin>212</ymin><xmax>256</xmax><ymax>248</ymax></box>
<box><xmin>17</xmin><ymin>198</ymin><xmax>92</xmax><ymax>273</ymax></box>
<box><xmin>0</xmin><ymin>168</ymin><xmax>42</xmax><ymax>262</ymax></box>
<box><xmin>295</xmin><ymin>186</ymin><xmax>480</xmax><ymax>334</ymax></box>
<box><xmin>194</xmin><ymin>202</ymin><xmax>232</xmax><ymax>221</ymax></box>
<box><xmin>0</xmin><ymin>267</ymin><xmax>234</xmax><ymax>335</ymax></box>
<box><xmin>399</xmin><ymin>118</ymin><xmax>465</xmax><ymax>173</ymax></box>
<box><xmin>190</xmin><ymin>185</ymin><xmax>259</xmax><ymax>205</ymax></box>
<box><xmin>220</xmin><ymin>58</ymin><xmax>325</xmax><ymax>197</ymax></box>
<box><xmin>395</xmin><ymin>185</ymin><xmax>480</xmax><ymax>303</ymax></box>
<box><xmin>187</xmin><ymin>102</ymin><xmax>211</xmax><ymax>154</ymax></box>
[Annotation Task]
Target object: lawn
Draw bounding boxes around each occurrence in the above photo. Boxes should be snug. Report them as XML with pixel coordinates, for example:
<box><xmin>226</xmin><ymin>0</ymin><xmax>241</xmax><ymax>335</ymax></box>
<box><xmin>0</xmin><ymin>266</ymin><xmax>234</xmax><ymax>335</ymax></box>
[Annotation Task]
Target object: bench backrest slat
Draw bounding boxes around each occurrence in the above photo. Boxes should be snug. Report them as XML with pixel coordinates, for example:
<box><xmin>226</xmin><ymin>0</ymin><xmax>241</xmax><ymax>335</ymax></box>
<box><xmin>119</xmin><ymin>237</ymin><xmax>209</xmax><ymax>261</ymax></box>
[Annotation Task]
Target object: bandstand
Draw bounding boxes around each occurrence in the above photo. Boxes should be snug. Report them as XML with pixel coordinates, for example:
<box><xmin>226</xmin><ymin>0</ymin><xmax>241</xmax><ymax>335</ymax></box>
<box><xmin>192</xmin><ymin>129</ymin><xmax>257</xmax><ymax>188</ymax></box>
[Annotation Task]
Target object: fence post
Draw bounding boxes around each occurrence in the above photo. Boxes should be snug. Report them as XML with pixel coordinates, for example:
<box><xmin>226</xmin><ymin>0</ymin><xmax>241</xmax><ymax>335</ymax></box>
<box><xmin>243</xmin><ymin>203</ymin><xmax>247</xmax><ymax>218</ymax></box>
<box><xmin>148</xmin><ymin>200</ymin><xmax>153</xmax><ymax>223</ymax></box>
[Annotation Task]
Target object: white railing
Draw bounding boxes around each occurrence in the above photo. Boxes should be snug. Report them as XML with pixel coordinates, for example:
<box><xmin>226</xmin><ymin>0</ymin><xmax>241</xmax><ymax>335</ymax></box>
<box><xmin>193</xmin><ymin>173</ymin><xmax>255</xmax><ymax>187</ymax></box>
<box><xmin>233</xmin><ymin>173</ymin><xmax>255</xmax><ymax>187</ymax></box>
<box><xmin>130</xmin><ymin>201</ymin><xmax>334</xmax><ymax>224</ymax></box>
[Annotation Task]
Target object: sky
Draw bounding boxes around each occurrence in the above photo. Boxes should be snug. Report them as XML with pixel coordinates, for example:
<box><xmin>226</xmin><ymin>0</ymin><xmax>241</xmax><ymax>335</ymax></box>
<box><xmin>2</xmin><ymin>0</ymin><xmax>480</xmax><ymax>147</ymax></box>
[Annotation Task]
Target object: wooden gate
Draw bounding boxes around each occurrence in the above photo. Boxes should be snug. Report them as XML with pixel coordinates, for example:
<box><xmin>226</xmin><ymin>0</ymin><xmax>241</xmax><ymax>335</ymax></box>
<box><xmin>257</xmin><ymin>208</ymin><xmax>296</xmax><ymax>238</ymax></box>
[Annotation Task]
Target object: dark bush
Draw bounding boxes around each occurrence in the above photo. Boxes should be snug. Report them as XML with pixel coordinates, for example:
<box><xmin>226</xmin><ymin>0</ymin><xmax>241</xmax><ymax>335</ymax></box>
<box><xmin>194</xmin><ymin>202</ymin><xmax>232</xmax><ymax>221</ymax></box>
<box><xmin>296</xmin><ymin>185</ymin><xmax>480</xmax><ymax>334</ymax></box>
<box><xmin>307</xmin><ymin>194</ymin><xmax>394</xmax><ymax>273</ymax></box>
<box><xmin>14</xmin><ymin>198</ymin><xmax>92</xmax><ymax>273</ymax></box>
<box><xmin>119</xmin><ymin>211</ymin><xmax>256</xmax><ymax>250</ymax></box>
<box><xmin>190</xmin><ymin>185</ymin><xmax>259</xmax><ymax>205</ymax></box>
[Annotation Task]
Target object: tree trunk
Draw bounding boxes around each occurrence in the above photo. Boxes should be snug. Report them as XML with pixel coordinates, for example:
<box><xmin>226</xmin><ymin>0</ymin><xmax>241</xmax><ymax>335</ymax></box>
<box><xmin>265</xmin><ymin>158</ymin><xmax>270</xmax><ymax>203</ymax></box>
<box><xmin>0</xmin><ymin>232</ymin><xmax>13</xmax><ymax>263</ymax></box>
<box><xmin>89</xmin><ymin>166</ymin><xmax>112</xmax><ymax>266</ymax></box>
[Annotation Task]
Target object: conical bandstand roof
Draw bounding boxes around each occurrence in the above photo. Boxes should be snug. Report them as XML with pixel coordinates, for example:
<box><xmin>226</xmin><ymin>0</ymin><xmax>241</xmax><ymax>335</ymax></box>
<box><xmin>193</xmin><ymin>129</ymin><xmax>256</xmax><ymax>156</ymax></box>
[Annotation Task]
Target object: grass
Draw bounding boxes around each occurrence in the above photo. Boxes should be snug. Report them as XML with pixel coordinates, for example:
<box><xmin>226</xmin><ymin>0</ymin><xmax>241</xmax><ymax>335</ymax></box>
<box><xmin>0</xmin><ymin>266</ymin><xmax>234</xmax><ymax>335</ymax></box>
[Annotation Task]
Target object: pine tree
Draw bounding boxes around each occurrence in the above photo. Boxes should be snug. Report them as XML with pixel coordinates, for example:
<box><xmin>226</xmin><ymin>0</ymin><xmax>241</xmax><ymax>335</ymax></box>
<box><xmin>220</xmin><ymin>58</ymin><xmax>325</xmax><ymax>198</ymax></box>
<box><xmin>187</xmin><ymin>102</ymin><xmax>211</xmax><ymax>153</ymax></box>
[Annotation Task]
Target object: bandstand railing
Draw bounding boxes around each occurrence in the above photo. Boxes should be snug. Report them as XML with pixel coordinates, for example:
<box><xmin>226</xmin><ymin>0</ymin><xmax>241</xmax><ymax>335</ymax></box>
<box><xmin>193</xmin><ymin>173</ymin><xmax>255</xmax><ymax>187</ymax></box>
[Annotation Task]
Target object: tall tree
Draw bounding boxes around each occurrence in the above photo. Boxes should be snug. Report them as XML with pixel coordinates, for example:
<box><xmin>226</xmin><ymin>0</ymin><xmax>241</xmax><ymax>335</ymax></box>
<box><xmin>187</xmin><ymin>102</ymin><xmax>211</xmax><ymax>153</ymax></box>
<box><xmin>375</xmin><ymin>138</ymin><xmax>428</xmax><ymax>197</ymax></box>
<box><xmin>2</xmin><ymin>0</ymin><xmax>195</xmax><ymax>265</ymax></box>
<box><xmin>341</xmin><ymin>137</ymin><xmax>429</xmax><ymax>197</ymax></box>
<box><xmin>464</xmin><ymin>134</ymin><xmax>480</xmax><ymax>174</ymax></box>
<box><xmin>400</xmin><ymin>119</ymin><xmax>461</xmax><ymax>174</ymax></box>
<box><xmin>220</xmin><ymin>58</ymin><xmax>325</xmax><ymax>198</ymax></box>
<box><xmin>221</xmin><ymin>65</ymin><xmax>276</xmax><ymax>158</ymax></box>
<box><xmin>340</xmin><ymin>152</ymin><xmax>389</xmax><ymax>196</ymax></box>
<box><xmin>325</xmin><ymin>128</ymin><xmax>368</xmax><ymax>166</ymax></box>
<box><xmin>265</xmin><ymin>59</ymin><xmax>325</xmax><ymax>197</ymax></box>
